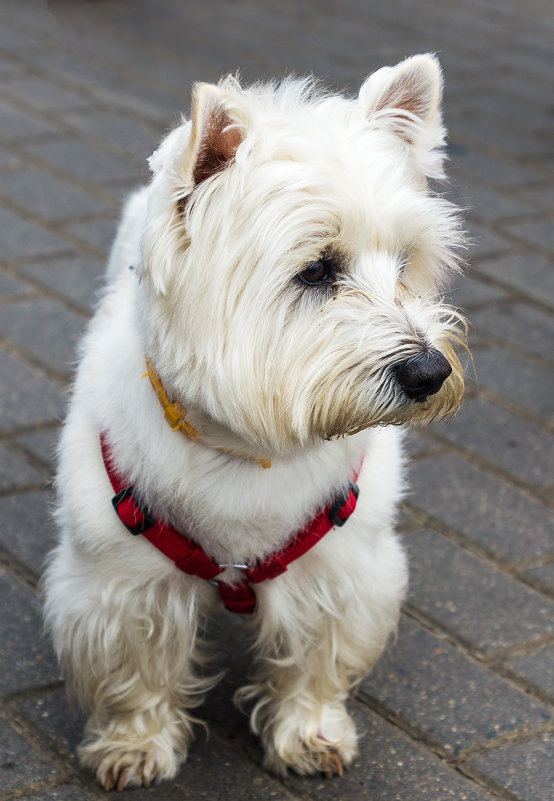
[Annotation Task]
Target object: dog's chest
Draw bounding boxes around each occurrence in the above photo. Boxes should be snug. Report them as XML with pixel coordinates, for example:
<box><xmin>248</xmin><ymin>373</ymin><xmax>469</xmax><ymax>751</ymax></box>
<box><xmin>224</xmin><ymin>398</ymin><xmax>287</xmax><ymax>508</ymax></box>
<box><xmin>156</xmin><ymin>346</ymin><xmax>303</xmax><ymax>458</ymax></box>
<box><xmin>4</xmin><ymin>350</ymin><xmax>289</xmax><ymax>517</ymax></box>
<box><xmin>141</xmin><ymin>438</ymin><xmax>368</xmax><ymax>566</ymax></box>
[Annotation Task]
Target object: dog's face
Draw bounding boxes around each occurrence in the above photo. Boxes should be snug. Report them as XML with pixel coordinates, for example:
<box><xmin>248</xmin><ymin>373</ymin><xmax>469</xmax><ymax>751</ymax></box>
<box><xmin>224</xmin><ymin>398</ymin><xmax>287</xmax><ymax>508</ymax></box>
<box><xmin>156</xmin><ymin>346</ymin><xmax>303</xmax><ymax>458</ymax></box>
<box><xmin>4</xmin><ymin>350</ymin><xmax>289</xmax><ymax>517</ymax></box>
<box><xmin>140</xmin><ymin>55</ymin><xmax>465</xmax><ymax>453</ymax></box>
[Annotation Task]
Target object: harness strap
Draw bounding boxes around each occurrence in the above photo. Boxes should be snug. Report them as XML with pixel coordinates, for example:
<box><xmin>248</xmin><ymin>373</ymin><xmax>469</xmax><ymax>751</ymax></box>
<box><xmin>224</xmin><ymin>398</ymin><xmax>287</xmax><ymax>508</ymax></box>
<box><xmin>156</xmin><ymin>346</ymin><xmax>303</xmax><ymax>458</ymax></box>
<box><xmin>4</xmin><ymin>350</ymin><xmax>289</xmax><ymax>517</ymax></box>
<box><xmin>100</xmin><ymin>434</ymin><xmax>360</xmax><ymax>614</ymax></box>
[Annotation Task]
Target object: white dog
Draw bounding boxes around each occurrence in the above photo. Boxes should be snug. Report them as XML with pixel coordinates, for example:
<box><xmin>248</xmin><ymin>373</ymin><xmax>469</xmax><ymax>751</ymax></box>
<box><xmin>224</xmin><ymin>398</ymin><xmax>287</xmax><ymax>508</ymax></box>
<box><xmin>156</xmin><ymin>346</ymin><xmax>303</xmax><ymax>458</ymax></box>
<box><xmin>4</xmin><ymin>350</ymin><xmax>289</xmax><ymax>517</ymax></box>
<box><xmin>44</xmin><ymin>54</ymin><xmax>465</xmax><ymax>791</ymax></box>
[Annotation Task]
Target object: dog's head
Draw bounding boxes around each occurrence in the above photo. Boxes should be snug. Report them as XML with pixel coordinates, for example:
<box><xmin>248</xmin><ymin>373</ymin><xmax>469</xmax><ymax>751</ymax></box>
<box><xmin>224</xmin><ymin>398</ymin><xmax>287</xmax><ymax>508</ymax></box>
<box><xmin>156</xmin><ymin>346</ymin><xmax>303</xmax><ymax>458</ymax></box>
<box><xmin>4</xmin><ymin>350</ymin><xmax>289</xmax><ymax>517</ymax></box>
<box><xmin>139</xmin><ymin>54</ymin><xmax>466</xmax><ymax>453</ymax></box>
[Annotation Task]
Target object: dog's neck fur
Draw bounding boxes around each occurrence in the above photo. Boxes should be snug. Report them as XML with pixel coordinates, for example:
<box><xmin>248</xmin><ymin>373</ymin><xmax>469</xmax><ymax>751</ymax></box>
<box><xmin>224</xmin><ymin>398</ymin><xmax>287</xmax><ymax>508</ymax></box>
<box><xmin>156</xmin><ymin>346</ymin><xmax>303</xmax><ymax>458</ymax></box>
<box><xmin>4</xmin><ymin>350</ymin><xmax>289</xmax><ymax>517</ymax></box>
<box><xmin>145</xmin><ymin>354</ymin><xmax>272</xmax><ymax>468</ymax></box>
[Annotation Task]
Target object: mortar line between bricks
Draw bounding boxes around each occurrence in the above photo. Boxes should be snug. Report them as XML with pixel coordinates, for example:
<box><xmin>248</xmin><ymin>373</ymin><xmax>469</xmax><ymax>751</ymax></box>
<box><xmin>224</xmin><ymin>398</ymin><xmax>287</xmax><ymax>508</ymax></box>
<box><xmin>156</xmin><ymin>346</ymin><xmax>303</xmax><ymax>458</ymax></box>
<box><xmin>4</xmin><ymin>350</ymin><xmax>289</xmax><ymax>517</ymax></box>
<box><xmin>0</xmin><ymin>136</ymin><xmax>123</xmax><ymax>208</ymax></box>
<box><xmin>351</xmin><ymin>691</ymin><xmax>521</xmax><ymax>801</ymax></box>
<box><xmin>403</xmin><ymin>602</ymin><xmax>554</xmax><ymax>695</ymax></box>
<box><xmin>0</xmin><ymin>780</ymin><xmax>71</xmax><ymax>801</ymax></box>
<box><xmin>414</xmin><ymin>431</ymin><xmax>554</xmax><ymax>509</ymax></box>
<box><xmin>465</xmin><ymin>382</ymin><xmax>554</xmax><ymax>433</ymax></box>
<box><xmin>3</xmin><ymin>681</ymin><xmax>66</xmax><ymax>705</ymax></box>
<box><xmin>0</xmin><ymin>88</ymin><xmax>161</xmax><ymax>166</ymax></box>
<box><xmin>0</xmin><ymin>336</ymin><xmax>72</xmax><ymax>386</ymax></box>
<box><xmin>0</xmin><ymin>482</ymin><xmax>49</xmax><ymax>500</ymax></box>
<box><xmin>453</xmin><ymin>721</ymin><xmax>554</xmax><ymax>767</ymax></box>
<box><xmin>0</xmin><ymin>261</ymin><xmax>94</xmax><ymax>320</ymax></box>
<box><xmin>464</xmin><ymin>262</ymin><xmax>554</xmax><ymax>316</ymax></box>
<box><xmin>0</xmin><ymin>193</ymin><xmax>107</xmax><ymax>261</ymax></box>
<box><xmin>0</xmin><ymin>699</ymin><xmax>102</xmax><ymax>801</ymax></box>
<box><xmin>0</xmin><ymin>38</ymin><xmax>175</xmax><ymax>126</ymax></box>
<box><xmin>0</xmin><ymin>59</ymin><xmax>163</xmax><ymax>133</ymax></box>
<box><xmin>357</xmin><ymin>680</ymin><xmax>553</xmax><ymax>778</ymax></box>
<box><xmin>465</xmin><ymin>323</ymin><xmax>554</xmax><ymax>373</ymax></box>
<box><xmin>205</xmin><ymin>732</ymin><xmax>307</xmax><ymax>801</ymax></box>
<box><xmin>453</xmin><ymin>166</ymin><xmax>554</xmax><ymax>204</ymax></box>
<box><xmin>0</xmin><ymin>542</ymin><xmax>39</xmax><ymax>591</ymax></box>
<box><xmin>0</xmin><ymin>251</ymin><xmax>76</xmax><ymax>270</ymax></box>
<box><xmin>0</xmin><ymin>420</ymin><xmax>61</xmax><ymax>441</ymax></box>
<box><xmin>469</xmin><ymin>216</ymin><xmax>554</xmax><ymax>266</ymax></box>
<box><xmin>3</xmin><ymin>439</ymin><xmax>53</xmax><ymax>476</ymax></box>
<box><xmin>403</xmin><ymin>501</ymin><xmax>554</xmax><ymax>598</ymax></box>
<box><xmin>0</xmin><ymin>29</ymin><xmax>184</xmax><ymax>101</ymax></box>
<box><xmin>456</xmin><ymin>764</ymin><xmax>526</xmax><ymax>801</ymax></box>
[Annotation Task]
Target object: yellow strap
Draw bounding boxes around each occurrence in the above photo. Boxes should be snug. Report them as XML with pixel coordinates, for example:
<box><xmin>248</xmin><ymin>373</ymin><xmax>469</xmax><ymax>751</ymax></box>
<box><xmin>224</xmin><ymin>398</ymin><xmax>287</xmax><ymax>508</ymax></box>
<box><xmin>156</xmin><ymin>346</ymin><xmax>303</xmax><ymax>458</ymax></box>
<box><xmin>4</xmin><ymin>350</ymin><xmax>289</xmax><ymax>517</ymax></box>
<box><xmin>144</xmin><ymin>355</ymin><xmax>271</xmax><ymax>468</ymax></box>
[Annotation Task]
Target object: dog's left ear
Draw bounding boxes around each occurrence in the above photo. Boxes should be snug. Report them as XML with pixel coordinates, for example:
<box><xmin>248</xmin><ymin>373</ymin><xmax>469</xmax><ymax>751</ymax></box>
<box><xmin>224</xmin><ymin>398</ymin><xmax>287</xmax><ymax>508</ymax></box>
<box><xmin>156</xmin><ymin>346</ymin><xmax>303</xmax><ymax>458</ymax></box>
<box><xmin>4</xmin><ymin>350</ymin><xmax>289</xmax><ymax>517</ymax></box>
<box><xmin>358</xmin><ymin>54</ymin><xmax>443</xmax><ymax>148</ymax></box>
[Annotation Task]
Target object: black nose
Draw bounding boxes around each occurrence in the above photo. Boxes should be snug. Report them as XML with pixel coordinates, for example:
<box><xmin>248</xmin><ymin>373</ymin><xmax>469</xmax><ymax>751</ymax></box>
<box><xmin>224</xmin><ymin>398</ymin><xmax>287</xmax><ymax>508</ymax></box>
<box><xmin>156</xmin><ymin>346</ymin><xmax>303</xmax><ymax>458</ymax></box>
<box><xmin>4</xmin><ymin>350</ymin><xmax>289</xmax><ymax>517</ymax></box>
<box><xmin>393</xmin><ymin>350</ymin><xmax>452</xmax><ymax>401</ymax></box>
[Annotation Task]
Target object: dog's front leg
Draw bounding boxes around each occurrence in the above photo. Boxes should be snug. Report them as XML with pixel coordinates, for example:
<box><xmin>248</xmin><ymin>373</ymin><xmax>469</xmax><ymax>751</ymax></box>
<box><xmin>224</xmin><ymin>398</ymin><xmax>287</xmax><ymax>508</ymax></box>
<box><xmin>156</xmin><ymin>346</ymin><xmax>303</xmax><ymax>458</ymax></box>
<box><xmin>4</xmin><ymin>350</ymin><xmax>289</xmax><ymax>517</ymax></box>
<box><xmin>44</xmin><ymin>542</ymin><xmax>212</xmax><ymax>790</ymax></box>
<box><xmin>236</xmin><ymin>529</ymin><xmax>406</xmax><ymax>778</ymax></box>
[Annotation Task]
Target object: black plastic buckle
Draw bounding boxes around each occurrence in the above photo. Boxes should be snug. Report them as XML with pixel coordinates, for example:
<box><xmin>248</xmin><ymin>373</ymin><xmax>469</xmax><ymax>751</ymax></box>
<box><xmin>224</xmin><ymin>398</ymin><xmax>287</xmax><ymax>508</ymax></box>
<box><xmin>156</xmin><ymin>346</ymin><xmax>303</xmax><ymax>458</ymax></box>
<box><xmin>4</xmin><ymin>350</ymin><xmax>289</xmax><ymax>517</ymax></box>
<box><xmin>328</xmin><ymin>481</ymin><xmax>359</xmax><ymax>527</ymax></box>
<box><xmin>111</xmin><ymin>486</ymin><xmax>156</xmax><ymax>536</ymax></box>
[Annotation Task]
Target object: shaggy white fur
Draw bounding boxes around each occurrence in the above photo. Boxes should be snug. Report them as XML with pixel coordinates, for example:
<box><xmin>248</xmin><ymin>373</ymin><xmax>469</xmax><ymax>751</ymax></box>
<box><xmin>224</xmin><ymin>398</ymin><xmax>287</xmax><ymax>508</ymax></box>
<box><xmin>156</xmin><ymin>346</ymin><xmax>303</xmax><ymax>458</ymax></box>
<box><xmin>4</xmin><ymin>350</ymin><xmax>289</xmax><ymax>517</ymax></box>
<box><xmin>44</xmin><ymin>54</ymin><xmax>465</xmax><ymax>790</ymax></box>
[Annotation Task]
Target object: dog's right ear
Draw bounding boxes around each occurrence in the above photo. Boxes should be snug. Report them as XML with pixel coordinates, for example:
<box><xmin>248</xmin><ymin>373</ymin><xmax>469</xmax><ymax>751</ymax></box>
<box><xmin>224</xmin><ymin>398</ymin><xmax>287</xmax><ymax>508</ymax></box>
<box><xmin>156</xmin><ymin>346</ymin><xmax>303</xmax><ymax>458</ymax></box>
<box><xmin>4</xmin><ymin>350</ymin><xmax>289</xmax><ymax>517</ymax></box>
<box><xmin>147</xmin><ymin>81</ymin><xmax>247</xmax><ymax>190</ymax></box>
<box><xmin>185</xmin><ymin>82</ymin><xmax>245</xmax><ymax>187</ymax></box>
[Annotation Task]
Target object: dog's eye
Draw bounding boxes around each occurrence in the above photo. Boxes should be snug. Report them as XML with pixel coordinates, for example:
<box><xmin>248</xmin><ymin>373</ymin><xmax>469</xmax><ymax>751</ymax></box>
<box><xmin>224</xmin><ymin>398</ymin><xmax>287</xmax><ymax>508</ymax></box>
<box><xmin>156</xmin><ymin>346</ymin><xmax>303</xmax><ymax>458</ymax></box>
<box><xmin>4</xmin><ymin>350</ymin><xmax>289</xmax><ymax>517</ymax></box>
<box><xmin>299</xmin><ymin>259</ymin><xmax>330</xmax><ymax>285</ymax></box>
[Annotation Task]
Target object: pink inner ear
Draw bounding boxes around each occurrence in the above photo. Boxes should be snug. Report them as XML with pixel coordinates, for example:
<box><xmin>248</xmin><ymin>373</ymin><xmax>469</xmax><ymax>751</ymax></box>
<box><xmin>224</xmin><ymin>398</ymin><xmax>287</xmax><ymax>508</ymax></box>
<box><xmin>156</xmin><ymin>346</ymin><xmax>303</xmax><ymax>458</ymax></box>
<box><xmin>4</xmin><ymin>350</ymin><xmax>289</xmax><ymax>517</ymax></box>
<box><xmin>193</xmin><ymin>108</ymin><xmax>243</xmax><ymax>186</ymax></box>
<box><xmin>378</xmin><ymin>73</ymin><xmax>432</xmax><ymax>121</ymax></box>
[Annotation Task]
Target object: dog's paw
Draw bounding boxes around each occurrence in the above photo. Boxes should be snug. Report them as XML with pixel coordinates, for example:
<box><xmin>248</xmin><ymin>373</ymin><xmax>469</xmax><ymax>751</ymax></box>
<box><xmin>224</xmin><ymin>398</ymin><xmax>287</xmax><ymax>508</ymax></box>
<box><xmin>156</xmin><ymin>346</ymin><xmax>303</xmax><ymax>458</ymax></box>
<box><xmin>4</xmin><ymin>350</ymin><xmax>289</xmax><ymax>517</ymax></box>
<box><xmin>98</xmin><ymin>747</ymin><xmax>178</xmax><ymax>791</ymax></box>
<box><xmin>80</xmin><ymin>738</ymin><xmax>182</xmax><ymax>791</ymax></box>
<box><xmin>260</xmin><ymin>701</ymin><xmax>358</xmax><ymax>778</ymax></box>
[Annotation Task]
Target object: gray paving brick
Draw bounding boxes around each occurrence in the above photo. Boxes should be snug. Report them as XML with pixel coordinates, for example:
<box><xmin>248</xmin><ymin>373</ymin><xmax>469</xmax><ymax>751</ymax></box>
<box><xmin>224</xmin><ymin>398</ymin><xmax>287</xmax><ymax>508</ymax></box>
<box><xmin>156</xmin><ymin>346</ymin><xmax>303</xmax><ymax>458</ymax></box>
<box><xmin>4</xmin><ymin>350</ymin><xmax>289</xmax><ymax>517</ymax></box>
<box><xmin>0</xmin><ymin>205</ymin><xmax>70</xmax><ymax>258</ymax></box>
<box><xmin>0</xmin><ymin>489</ymin><xmax>57</xmax><ymax>573</ymax></box>
<box><xmin>506</xmin><ymin>645</ymin><xmax>554</xmax><ymax>701</ymax></box>
<box><xmin>505</xmin><ymin>218</ymin><xmax>554</xmax><ymax>252</ymax></box>
<box><xmin>447</xmin><ymin>273</ymin><xmax>508</xmax><ymax>310</ymax></box>
<box><xmin>64</xmin><ymin>216</ymin><xmax>118</xmax><ymax>254</ymax></box>
<box><xmin>25</xmin><ymin>138</ymin><xmax>141</xmax><ymax>184</ymax></box>
<box><xmin>0</xmin><ymin>442</ymin><xmax>45</xmax><ymax>491</ymax></box>
<box><xmin>474</xmin><ymin>251</ymin><xmax>554</xmax><ymax>307</ymax></box>
<box><xmin>63</xmin><ymin>108</ymin><xmax>160</xmax><ymax>162</ymax></box>
<box><xmin>0</xmin><ymin>98</ymin><xmax>55</xmax><ymax>140</ymax></box>
<box><xmin>462</xmin><ymin>184</ymin><xmax>536</xmax><ymax>223</ymax></box>
<box><xmin>0</xmin><ymin>169</ymin><xmax>108</xmax><ymax>222</ymax></box>
<box><xmin>433</xmin><ymin>397</ymin><xmax>554</xmax><ymax>488</ymax></box>
<box><xmin>451</xmin><ymin>146</ymin><xmax>540</xmax><ymax>188</ymax></box>
<box><xmin>361</xmin><ymin>616</ymin><xmax>551</xmax><ymax>757</ymax></box>
<box><xmin>519</xmin><ymin>184</ymin><xmax>554</xmax><ymax>212</ymax></box>
<box><xmin>466</xmin><ymin>733</ymin><xmax>554</xmax><ymax>801</ymax></box>
<box><xmin>0</xmin><ymin>568</ymin><xmax>60</xmax><ymax>694</ymax></box>
<box><xmin>0</xmin><ymin>298</ymin><xmax>86</xmax><ymax>376</ymax></box>
<box><xmin>0</xmin><ymin>270</ymin><xmax>33</xmax><ymax>296</ymax></box>
<box><xmin>19</xmin><ymin>788</ymin><xmax>90</xmax><ymax>801</ymax></box>
<box><xmin>0</xmin><ymin>147</ymin><xmax>25</xmax><ymax>169</ymax></box>
<box><xmin>286</xmin><ymin>704</ymin><xmax>494</xmax><ymax>801</ymax></box>
<box><xmin>0</xmin><ymin>348</ymin><xmax>64</xmax><ymax>432</ymax></box>
<box><xmin>406</xmin><ymin>453</ymin><xmax>554</xmax><ymax>563</ymax></box>
<box><xmin>19</xmin><ymin>426</ymin><xmax>59</xmax><ymax>469</ymax></box>
<box><xmin>18</xmin><ymin>255</ymin><xmax>105</xmax><ymax>312</ymax></box>
<box><xmin>407</xmin><ymin>529</ymin><xmax>554</xmax><ymax>653</ymax></box>
<box><xmin>469</xmin><ymin>346</ymin><xmax>554</xmax><ymax>419</ymax></box>
<box><xmin>2</xmin><ymin>77</ymin><xmax>91</xmax><ymax>113</ymax></box>
<box><xmin>0</xmin><ymin>718</ymin><xmax>59</xmax><ymax>791</ymax></box>
<box><xmin>466</xmin><ymin>225</ymin><xmax>512</xmax><ymax>260</ymax></box>
<box><xmin>17</xmin><ymin>689</ymin><xmax>83</xmax><ymax>765</ymax></box>
<box><xmin>471</xmin><ymin>302</ymin><xmax>554</xmax><ymax>362</ymax></box>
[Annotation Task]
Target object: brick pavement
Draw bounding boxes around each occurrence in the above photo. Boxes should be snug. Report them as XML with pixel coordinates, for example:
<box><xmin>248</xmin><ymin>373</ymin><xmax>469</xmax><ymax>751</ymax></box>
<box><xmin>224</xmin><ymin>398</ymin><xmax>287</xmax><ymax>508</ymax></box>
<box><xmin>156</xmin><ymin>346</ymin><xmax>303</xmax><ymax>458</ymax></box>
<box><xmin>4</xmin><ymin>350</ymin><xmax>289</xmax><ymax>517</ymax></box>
<box><xmin>0</xmin><ymin>0</ymin><xmax>552</xmax><ymax>799</ymax></box>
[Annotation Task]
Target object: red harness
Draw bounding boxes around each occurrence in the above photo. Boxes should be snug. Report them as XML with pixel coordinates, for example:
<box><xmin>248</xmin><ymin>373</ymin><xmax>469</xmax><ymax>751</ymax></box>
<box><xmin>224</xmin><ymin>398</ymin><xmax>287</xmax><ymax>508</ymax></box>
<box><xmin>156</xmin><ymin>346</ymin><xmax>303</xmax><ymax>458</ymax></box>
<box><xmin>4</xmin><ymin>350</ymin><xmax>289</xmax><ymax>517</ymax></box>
<box><xmin>100</xmin><ymin>434</ymin><xmax>360</xmax><ymax>614</ymax></box>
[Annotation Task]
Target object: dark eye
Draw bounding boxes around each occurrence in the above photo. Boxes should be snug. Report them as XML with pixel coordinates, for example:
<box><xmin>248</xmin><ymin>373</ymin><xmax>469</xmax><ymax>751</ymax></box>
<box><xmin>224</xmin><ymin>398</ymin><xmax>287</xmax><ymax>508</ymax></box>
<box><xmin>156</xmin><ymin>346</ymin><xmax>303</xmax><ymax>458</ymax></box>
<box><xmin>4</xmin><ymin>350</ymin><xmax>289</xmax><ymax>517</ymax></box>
<box><xmin>299</xmin><ymin>259</ymin><xmax>330</xmax><ymax>285</ymax></box>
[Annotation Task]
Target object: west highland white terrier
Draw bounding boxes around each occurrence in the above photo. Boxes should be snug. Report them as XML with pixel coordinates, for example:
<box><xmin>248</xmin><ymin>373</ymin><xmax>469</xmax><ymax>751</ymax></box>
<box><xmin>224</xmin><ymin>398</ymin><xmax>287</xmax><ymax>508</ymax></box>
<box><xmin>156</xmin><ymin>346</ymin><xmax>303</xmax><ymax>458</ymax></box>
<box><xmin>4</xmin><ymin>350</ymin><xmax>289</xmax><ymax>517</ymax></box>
<box><xmin>44</xmin><ymin>54</ymin><xmax>465</xmax><ymax>790</ymax></box>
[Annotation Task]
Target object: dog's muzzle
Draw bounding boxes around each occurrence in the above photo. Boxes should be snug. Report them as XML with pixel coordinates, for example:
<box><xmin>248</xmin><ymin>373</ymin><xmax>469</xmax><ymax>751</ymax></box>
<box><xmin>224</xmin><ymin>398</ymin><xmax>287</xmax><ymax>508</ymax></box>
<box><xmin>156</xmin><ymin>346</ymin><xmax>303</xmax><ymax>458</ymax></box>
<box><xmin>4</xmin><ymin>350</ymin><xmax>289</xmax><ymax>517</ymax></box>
<box><xmin>393</xmin><ymin>349</ymin><xmax>452</xmax><ymax>402</ymax></box>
